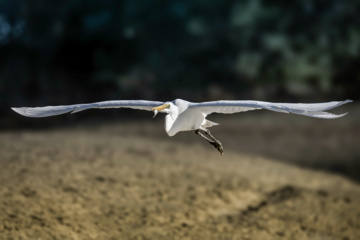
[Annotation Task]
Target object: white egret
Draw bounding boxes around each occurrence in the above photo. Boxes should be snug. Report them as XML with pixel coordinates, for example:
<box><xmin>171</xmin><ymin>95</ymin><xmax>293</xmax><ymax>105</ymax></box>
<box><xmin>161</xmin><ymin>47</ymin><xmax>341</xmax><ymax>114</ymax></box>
<box><xmin>12</xmin><ymin>99</ymin><xmax>352</xmax><ymax>154</ymax></box>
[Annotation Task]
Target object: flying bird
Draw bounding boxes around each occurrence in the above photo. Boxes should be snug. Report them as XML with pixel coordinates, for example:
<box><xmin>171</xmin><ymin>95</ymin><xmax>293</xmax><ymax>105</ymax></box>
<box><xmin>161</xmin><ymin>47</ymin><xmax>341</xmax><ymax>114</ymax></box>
<box><xmin>12</xmin><ymin>99</ymin><xmax>352</xmax><ymax>154</ymax></box>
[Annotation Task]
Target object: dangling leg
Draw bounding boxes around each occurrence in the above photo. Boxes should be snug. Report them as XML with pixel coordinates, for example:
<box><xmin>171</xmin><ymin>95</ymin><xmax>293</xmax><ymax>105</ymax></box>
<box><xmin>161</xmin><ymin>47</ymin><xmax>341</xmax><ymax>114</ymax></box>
<box><xmin>195</xmin><ymin>130</ymin><xmax>213</xmax><ymax>142</ymax></box>
<box><xmin>195</xmin><ymin>129</ymin><xmax>224</xmax><ymax>155</ymax></box>
<box><xmin>203</xmin><ymin>129</ymin><xmax>224</xmax><ymax>155</ymax></box>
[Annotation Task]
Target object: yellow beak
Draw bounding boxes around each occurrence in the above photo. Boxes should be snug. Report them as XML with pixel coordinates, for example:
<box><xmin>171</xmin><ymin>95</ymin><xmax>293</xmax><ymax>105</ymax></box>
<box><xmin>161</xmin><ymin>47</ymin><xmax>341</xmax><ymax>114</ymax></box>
<box><xmin>151</xmin><ymin>104</ymin><xmax>170</xmax><ymax>118</ymax></box>
<box><xmin>152</xmin><ymin>104</ymin><xmax>170</xmax><ymax>112</ymax></box>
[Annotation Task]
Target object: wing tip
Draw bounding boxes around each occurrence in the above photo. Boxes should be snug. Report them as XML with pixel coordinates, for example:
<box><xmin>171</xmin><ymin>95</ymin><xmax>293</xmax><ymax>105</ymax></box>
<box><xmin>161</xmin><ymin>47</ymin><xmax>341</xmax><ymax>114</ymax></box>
<box><xmin>332</xmin><ymin>99</ymin><xmax>352</xmax><ymax>118</ymax></box>
<box><xmin>321</xmin><ymin>112</ymin><xmax>348</xmax><ymax>119</ymax></box>
<box><xmin>337</xmin><ymin>112</ymin><xmax>348</xmax><ymax>118</ymax></box>
<box><xmin>11</xmin><ymin>107</ymin><xmax>28</xmax><ymax>117</ymax></box>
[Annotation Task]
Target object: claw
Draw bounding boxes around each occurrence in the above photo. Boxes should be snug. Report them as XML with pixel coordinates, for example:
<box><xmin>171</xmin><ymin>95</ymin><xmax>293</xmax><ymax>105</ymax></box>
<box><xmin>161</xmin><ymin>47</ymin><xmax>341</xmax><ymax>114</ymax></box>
<box><xmin>217</xmin><ymin>144</ymin><xmax>224</xmax><ymax>155</ymax></box>
<box><xmin>216</xmin><ymin>142</ymin><xmax>224</xmax><ymax>155</ymax></box>
<box><xmin>196</xmin><ymin>129</ymin><xmax>224</xmax><ymax>155</ymax></box>
<box><xmin>209</xmin><ymin>141</ymin><xmax>224</xmax><ymax>155</ymax></box>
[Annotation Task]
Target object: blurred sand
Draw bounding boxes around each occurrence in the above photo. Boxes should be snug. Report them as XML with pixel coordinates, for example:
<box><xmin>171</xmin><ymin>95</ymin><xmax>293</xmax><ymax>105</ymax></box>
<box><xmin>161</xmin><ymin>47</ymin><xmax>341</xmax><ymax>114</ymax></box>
<box><xmin>0</xmin><ymin>110</ymin><xmax>359</xmax><ymax>240</ymax></box>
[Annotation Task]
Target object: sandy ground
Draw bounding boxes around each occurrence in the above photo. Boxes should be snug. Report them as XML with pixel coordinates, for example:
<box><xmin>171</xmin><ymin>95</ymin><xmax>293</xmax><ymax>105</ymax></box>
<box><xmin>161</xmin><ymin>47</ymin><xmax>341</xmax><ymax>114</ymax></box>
<box><xmin>0</xmin><ymin>110</ymin><xmax>359</xmax><ymax>240</ymax></box>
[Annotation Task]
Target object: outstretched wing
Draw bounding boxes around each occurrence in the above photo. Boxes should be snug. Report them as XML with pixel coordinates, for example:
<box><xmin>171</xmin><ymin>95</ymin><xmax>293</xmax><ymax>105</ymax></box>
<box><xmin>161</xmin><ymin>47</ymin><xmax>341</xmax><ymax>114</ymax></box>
<box><xmin>12</xmin><ymin>100</ymin><xmax>164</xmax><ymax>118</ymax></box>
<box><xmin>190</xmin><ymin>100</ymin><xmax>352</xmax><ymax>119</ymax></box>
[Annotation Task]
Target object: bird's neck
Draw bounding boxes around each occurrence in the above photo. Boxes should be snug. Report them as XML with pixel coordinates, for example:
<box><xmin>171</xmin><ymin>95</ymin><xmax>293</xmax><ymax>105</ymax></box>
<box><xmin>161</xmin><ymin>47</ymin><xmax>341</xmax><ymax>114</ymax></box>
<box><xmin>164</xmin><ymin>112</ymin><xmax>178</xmax><ymax>133</ymax></box>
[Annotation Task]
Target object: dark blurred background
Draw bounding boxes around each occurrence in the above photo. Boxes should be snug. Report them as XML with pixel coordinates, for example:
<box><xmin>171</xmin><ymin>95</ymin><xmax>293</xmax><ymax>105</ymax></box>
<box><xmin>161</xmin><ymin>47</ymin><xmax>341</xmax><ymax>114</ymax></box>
<box><xmin>1</xmin><ymin>0</ymin><xmax>359</xmax><ymax>126</ymax></box>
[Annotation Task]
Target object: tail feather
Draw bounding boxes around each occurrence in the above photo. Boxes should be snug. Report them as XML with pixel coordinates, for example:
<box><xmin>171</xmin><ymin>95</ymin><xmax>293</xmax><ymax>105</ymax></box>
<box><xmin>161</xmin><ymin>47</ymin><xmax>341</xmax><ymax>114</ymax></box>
<box><xmin>203</xmin><ymin>120</ymin><xmax>219</xmax><ymax>128</ymax></box>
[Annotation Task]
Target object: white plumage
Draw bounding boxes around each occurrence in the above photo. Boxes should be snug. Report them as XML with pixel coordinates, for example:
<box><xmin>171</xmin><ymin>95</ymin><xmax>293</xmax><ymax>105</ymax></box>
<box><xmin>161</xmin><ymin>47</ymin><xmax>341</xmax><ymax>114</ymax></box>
<box><xmin>12</xmin><ymin>98</ymin><xmax>352</xmax><ymax>154</ymax></box>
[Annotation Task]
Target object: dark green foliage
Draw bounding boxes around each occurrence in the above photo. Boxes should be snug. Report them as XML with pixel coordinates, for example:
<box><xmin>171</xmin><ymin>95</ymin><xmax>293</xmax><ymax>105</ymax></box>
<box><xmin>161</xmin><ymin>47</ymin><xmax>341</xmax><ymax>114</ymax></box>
<box><xmin>0</xmin><ymin>0</ymin><xmax>358</xmax><ymax>122</ymax></box>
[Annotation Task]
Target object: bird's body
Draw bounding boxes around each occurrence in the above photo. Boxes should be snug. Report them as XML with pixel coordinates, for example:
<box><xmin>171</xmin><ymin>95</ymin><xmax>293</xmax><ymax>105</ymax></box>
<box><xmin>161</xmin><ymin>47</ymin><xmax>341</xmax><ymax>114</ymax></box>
<box><xmin>12</xmin><ymin>98</ymin><xmax>352</xmax><ymax>154</ymax></box>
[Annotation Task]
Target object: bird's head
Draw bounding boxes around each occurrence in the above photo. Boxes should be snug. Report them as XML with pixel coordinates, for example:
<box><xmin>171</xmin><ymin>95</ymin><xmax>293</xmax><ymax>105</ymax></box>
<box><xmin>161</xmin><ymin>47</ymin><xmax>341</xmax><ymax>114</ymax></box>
<box><xmin>152</xmin><ymin>102</ymin><xmax>176</xmax><ymax>118</ymax></box>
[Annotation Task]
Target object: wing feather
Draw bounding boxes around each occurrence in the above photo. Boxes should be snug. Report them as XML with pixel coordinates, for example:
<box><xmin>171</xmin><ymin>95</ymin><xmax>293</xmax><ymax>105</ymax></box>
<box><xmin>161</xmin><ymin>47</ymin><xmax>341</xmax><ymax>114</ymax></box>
<box><xmin>12</xmin><ymin>100</ymin><xmax>163</xmax><ymax>118</ymax></box>
<box><xmin>190</xmin><ymin>100</ymin><xmax>352</xmax><ymax>119</ymax></box>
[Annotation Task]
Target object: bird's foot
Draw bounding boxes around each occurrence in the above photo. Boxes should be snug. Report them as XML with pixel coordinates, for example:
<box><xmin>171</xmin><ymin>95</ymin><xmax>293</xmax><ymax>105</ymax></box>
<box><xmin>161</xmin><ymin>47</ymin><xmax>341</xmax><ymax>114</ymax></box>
<box><xmin>196</xmin><ymin>129</ymin><xmax>224</xmax><ymax>155</ymax></box>
<box><xmin>209</xmin><ymin>140</ymin><xmax>224</xmax><ymax>155</ymax></box>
